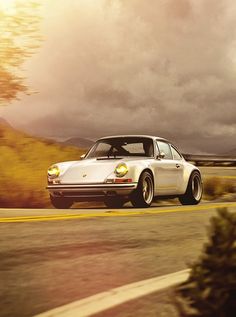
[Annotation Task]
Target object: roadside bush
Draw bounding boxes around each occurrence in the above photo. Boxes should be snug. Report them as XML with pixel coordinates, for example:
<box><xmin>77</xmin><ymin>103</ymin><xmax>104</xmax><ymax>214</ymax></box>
<box><xmin>204</xmin><ymin>177</ymin><xmax>235</xmax><ymax>200</ymax></box>
<box><xmin>175</xmin><ymin>208</ymin><xmax>236</xmax><ymax>317</ymax></box>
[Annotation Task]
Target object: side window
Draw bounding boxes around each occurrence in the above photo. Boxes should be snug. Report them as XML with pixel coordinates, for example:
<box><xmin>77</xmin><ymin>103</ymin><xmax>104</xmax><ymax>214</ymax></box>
<box><xmin>171</xmin><ymin>146</ymin><xmax>182</xmax><ymax>160</ymax></box>
<box><xmin>157</xmin><ymin>141</ymin><xmax>172</xmax><ymax>159</ymax></box>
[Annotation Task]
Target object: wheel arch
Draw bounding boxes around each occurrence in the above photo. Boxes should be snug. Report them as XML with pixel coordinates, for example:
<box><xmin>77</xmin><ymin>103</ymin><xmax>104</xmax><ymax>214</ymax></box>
<box><xmin>130</xmin><ymin>168</ymin><xmax>154</xmax><ymax>208</ymax></box>
<box><xmin>138</xmin><ymin>168</ymin><xmax>154</xmax><ymax>185</ymax></box>
<box><xmin>183</xmin><ymin>168</ymin><xmax>202</xmax><ymax>194</ymax></box>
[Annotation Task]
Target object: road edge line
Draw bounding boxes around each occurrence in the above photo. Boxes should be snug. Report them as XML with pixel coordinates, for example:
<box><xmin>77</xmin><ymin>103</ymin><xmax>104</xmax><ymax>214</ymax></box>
<box><xmin>34</xmin><ymin>269</ymin><xmax>190</xmax><ymax>317</ymax></box>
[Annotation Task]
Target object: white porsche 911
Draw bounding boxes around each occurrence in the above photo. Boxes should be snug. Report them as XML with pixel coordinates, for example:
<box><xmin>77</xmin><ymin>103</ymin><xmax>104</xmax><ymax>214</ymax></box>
<box><xmin>47</xmin><ymin>135</ymin><xmax>203</xmax><ymax>209</ymax></box>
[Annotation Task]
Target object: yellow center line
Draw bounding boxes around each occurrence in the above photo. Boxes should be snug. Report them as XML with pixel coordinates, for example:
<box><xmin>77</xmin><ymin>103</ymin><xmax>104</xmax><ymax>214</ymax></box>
<box><xmin>0</xmin><ymin>202</ymin><xmax>236</xmax><ymax>223</ymax></box>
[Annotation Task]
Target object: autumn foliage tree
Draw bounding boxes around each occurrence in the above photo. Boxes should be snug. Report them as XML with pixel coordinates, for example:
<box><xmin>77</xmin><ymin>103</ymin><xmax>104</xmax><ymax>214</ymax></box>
<box><xmin>0</xmin><ymin>0</ymin><xmax>41</xmax><ymax>105</ymax></box>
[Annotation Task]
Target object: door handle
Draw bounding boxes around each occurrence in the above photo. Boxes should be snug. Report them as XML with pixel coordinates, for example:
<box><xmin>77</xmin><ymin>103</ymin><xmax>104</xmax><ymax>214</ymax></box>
<box><xmin>176</xmin><ymin>164</ymin><xmax>180</xmax><ymax>168</ymax></box>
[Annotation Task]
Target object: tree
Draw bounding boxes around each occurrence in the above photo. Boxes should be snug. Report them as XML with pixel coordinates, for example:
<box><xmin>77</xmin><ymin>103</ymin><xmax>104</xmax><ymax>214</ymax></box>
<box><xmin>0</xmin><ymin>0</ymin><xmax>41</xmax><ymax>105</ymax></box>
<box><xmin>176</xmin><ymin>208</ymin><xmax>236</xmax><ymax>317</ymax></box>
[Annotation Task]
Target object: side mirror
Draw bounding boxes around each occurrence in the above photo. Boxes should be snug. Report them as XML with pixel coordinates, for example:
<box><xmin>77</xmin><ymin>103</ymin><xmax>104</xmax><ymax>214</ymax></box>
<box><xmin>160</xmin><ymin>152</ymin><xmax>165</xmax><ymax>159</ymax></box>
<box><xmin>157</xmin><ymin>152</ymin><xmax>165</xmax><ymax>159</ymax></box>
<box><xmin>80</xmin><ymin>154</ymin><xmax>86</xmax><ymax>160</ymax></box>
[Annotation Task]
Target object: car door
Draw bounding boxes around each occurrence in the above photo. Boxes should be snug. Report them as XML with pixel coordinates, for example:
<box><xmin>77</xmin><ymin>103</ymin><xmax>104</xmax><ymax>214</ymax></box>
<box><xmin>153</xmin><ymin>141</ymin><xmax>181</xmax><ymax>195</ymax></box>
<box><xmin>170</xmin><ymin>145</ymin><xmax>185</xmax><ymax>194</ymax></box>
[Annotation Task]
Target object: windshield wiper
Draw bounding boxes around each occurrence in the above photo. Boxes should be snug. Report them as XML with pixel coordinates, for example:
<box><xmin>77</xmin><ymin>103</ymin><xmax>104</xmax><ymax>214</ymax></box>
<box><xmin>96</xmin><ymin>156</ymin><xmax>123</xmax><ymax>160</ymax></box>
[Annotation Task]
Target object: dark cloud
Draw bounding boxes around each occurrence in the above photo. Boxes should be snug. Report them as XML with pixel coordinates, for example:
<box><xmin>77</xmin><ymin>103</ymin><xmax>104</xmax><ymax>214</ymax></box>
<box><xmin>1</xmin><ymin>0</ymin><xmax>236</xmax><ymax>153</ymax></box>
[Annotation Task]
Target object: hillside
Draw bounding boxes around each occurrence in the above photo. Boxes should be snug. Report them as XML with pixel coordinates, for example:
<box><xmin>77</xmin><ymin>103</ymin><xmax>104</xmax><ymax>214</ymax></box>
<box><xmin>62</xmin><ymin>137</ymin><xmax>94</xmax><ymax>149</ymax></box>
<box><xmin>0</xmin><ymin>117</ymin><xmax>11</xmax><ymax>128</ymax></box>
<box><xmin>0</xmin><ymin>122</ymin><xmax>84</xmax><ymax>207</ymax></box>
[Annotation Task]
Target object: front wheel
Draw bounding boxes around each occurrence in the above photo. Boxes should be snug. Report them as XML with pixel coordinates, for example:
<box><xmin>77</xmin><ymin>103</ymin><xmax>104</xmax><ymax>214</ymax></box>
<box><xmin>104</xmin><ymin>197</ymin><xmax>125</xmax><ymax>208</ymax></box>
<box><xmin>131</xmin><ymin>171</ymin><xmax>154</xmax><ymax>208</ymax></box>
<box><xmin>179</xmin><ymin>171</ymin><xmax>203</xmax><ymax>205</ymax></box>
<box><xmin>50</xmin><ymin>195</ymin><xmax>73</xmax><ymax>209</ymax></box>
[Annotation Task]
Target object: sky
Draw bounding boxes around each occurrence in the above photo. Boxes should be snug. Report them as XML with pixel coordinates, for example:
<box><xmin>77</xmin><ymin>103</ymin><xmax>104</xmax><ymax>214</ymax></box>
<box><xmin>1</xmin><ymin>0</ymin><xmax>236</xmax><ymax>153</ymax></box>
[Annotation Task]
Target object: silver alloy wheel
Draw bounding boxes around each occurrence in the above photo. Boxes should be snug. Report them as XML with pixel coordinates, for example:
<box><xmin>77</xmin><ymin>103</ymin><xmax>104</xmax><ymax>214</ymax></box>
<box><xmin>142</xmin><ymin>176</ymin><xmax>154</xmax><ymax>204</ymax></box>
<box><xmin>192</xmin><ymin>174</ymin><xmax>202</xmax><ymax>201</ymax></box>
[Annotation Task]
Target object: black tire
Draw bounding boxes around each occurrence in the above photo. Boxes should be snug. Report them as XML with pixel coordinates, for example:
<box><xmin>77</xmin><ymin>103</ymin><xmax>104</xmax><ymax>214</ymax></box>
<box><xmin>50</xmin><ymin>195</ymin><xmax>73</xmax><ymax>209</ymax></box>
<box><xmin>130</xmin><ymin>171</ymin><xmax>154</xmax><ymax>208</ymax></box>
<box><xmin>104</xmin><ymin>197</ymin><xmax>125</xmax><ymax>208</ymax></box>
<box><xmin>179</xmin><ymin>171</ymin><xmax>203</xmax><ymax>205</ymax></box>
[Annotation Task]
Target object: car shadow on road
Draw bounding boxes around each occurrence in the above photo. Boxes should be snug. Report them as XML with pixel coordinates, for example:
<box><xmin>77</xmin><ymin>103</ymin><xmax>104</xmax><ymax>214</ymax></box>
<box><xmin>71</xmin><ymin>199</ymin><xmax>181</xmax><ymax>210</ymax></box>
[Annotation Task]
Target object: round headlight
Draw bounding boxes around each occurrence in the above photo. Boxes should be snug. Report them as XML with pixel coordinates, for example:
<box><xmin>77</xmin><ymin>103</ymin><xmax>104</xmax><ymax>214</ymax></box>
<box><xmin>115</xmin><ymin>163</ymin><xmax>128</xmax><ymax>177</ymax></box>
<box><xmin>48</xmin><ymin>165</ymin><xmax>60</xmax><ymax>178</ymax></box>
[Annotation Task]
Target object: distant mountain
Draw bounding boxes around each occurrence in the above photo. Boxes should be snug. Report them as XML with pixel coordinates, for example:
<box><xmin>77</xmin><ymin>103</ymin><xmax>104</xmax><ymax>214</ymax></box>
<box><xmin>62</xmin><ymin>137</ymin><xmax>94</xmax><ymax>149</ymax></box>
<box><xmin>224</xmin><ymin>148</ymin><xmax>236</xmax><ymax>156</ymax></box>
<box><xmin>0</xmin><ymin>117</ymin><xmax>11</xmax><ymax>127</ymax></box>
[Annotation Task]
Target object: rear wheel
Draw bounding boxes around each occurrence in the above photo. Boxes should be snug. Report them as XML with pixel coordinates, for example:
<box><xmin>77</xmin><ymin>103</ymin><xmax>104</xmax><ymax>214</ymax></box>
<box><xmin>131</xmin><ymin>171</ymin><xmax>154</xmax><ymax>208</ymax></box>
<box><xmin>104</xmin><ymin>197</ymin><xmax>125</xmax><ymax>208</ymax></box>
<box><xmin>179</xmin><ymin>171</ymin><xmax>203</xmax><ymax>205</ymax></box>
<box><xmin>50</xmin><ymin>195</ymin><xmax>73</xmax><ymax>209</ymax></box>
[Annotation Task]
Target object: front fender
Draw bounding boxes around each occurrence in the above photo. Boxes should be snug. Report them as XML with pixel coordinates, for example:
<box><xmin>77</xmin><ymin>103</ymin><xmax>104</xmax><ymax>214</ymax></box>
<box><xmin>106</xmin><ymin>160</ymin><xmax>154</xmax><ymax>184</ymax></box>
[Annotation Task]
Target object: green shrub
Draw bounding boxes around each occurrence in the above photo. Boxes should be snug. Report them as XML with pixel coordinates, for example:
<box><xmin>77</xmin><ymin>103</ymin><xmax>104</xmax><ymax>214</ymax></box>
<box><xmin>176</xmin><ymin>208</ymin><xmax>236</xmax><ymax>317</ymax></box>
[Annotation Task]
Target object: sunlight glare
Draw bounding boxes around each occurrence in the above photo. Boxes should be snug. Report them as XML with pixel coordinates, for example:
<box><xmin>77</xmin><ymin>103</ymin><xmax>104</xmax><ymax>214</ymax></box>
<box><xmin>0</xmin><ymin>0</ymin><xmax>17</xmax><ymax>14</ymax></box>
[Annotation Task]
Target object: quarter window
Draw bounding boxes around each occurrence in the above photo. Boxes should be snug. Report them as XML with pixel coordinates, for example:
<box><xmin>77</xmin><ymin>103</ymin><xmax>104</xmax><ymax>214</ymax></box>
<box><xmin>157</xmin><ymin>141</ymin><xmax>172</xmax><ymax>159</ymax></box>
<box><xmin>171</xmin><ymin>146</ymin><xmax>182</xmax><ymax>160</ymax></box>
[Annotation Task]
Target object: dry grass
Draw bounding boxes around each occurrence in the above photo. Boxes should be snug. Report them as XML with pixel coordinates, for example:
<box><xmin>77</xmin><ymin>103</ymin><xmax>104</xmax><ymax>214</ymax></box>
<box><xmin>203</xmin><ymin>176</ymin><xmax>235</xmax><ymax>200</ymax></box>
<box><xmin>0</xmin><ymin>124</ymin><xmax>85</xmax><ymax>207</ymax></box>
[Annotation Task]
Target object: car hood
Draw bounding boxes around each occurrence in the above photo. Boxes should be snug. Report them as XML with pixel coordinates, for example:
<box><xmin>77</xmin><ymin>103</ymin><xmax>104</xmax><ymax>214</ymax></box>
<box><xmin>58</xmin><ymin>158</ymin><xmax>124</xmax><ymax>184</ymax></box>
<box><xmin>57</xmin><ymin>157</ymin><xmax>148</xmax><ymax>184</ymax></box>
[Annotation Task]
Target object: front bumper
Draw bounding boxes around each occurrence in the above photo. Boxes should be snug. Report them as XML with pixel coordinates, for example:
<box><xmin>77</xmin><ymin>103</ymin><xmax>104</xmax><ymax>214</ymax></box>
<box><xmin>46</xmin><ymin>183</ymin><xmax>137</xmax><ymax>201</ymax></box>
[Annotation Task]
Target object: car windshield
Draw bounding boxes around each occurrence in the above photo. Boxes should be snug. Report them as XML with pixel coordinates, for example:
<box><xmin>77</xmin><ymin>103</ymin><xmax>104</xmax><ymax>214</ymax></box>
<box><xmin>86</xmin><ymin>137</ymin><xmax>154</xmax><ymax>159</ymax></box>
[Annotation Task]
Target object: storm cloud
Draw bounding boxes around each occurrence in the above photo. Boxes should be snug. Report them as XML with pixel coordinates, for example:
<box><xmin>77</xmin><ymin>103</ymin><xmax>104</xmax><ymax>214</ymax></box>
<box><xmin>1</xmin><ymin>0</ymin><xmax>236</xmax><ymax>153</ymax></box>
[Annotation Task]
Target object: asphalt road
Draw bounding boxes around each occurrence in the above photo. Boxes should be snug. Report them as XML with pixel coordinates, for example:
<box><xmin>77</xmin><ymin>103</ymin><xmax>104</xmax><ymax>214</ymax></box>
<box><xmin>1</xmin><ymin>167</ymin><xmax>236</xmax><ymax>317</ymax></box>
<box><xmin>1</xmin><ymin>202</ymin><xmax>236</xmax><ymax>317</ymax></box>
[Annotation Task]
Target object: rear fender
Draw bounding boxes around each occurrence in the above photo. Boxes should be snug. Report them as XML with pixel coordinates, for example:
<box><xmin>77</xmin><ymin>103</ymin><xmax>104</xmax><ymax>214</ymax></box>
<box><xmin>182</xmin><ymin>164</ymin><xmax>201</xmax><ymax>194</ymax></box>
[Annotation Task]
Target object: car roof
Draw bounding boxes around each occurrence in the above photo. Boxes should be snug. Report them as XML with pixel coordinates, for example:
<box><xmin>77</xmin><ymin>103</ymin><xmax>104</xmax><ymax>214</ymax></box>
<box><xmin>98</xmin><ymin>135</ymin><xmax>169</xmax><ymax>142</ymax></box>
